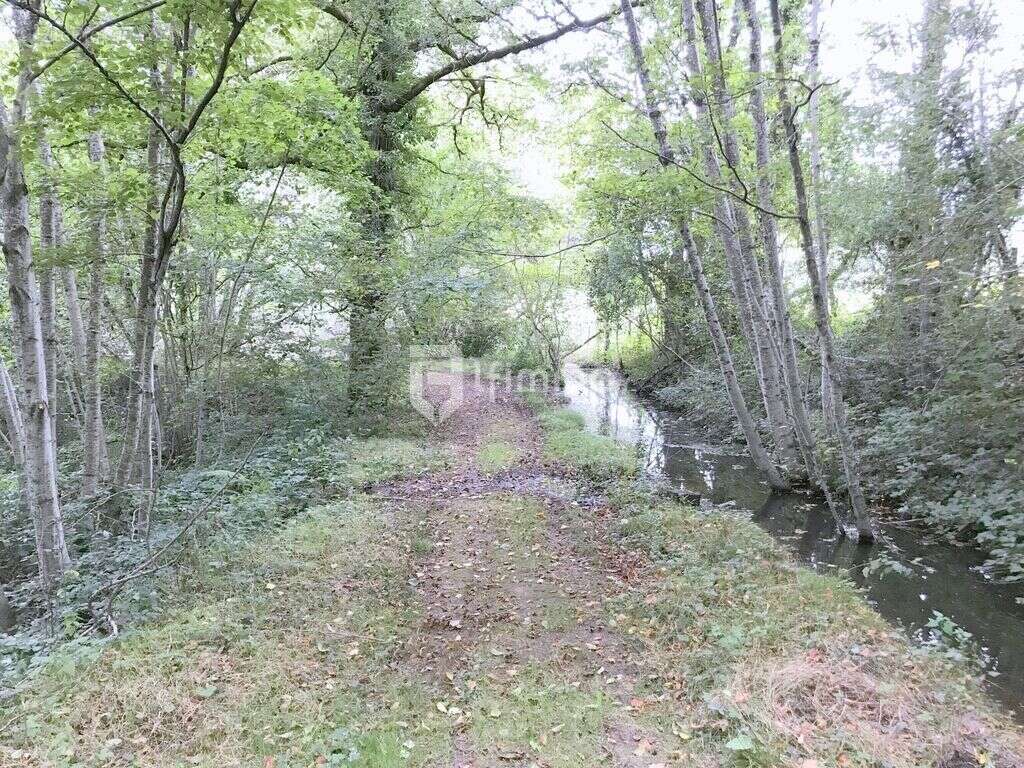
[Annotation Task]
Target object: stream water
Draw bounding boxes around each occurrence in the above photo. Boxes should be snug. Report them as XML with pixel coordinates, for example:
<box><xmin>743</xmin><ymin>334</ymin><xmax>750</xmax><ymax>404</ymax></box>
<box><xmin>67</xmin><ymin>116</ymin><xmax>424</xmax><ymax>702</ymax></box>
<box><xmin>560</xmin><ymin>363</ymin><xmax>1024</xmax><ymax>721</ymax></box>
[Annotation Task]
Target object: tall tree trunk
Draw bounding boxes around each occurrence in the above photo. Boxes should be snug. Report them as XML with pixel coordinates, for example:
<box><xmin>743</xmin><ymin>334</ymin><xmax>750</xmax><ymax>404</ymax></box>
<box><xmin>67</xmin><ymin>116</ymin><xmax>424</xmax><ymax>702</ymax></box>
<box><xmin>741</xmin><ymin>0</ymin><xmax>845</xmax><ymax>528</ymax></box>
<box><xmin>37</xmin><ymin>135</ymin><xmax>63</xmax><ymax>465</ymax></box>
<box><xmin>806</xmin><ymin>0</ymin><xmax>835</xmax><ymax>430</ymax></box>
<box><xmin>618</xmin><ymin>0</ymin><xmax>786</xmax><ymax>489</ymax></box>
<box><xmin>690</xmin><ymin>0</ymin><xmax>800</xmax><ymax>472</ymax></box>
<box><xmin>37</xmin><ymin>267</ymin><xmax>59</xmax><ymax>464</ymax></box>
<box><xmin>1</xmin><ymin>79</ymin><xmax>71</xmax><ymax>586</ymax></box>
<box><xmin>768</xmin><ymin>0</ymin><xmax>873</xmax><ymax>541</ymax></box>
<box><xmin>62</xmin><ymin>271</ymin><xmax>88</xmax><ymax>375</ymax></box>
<box><xmin>908</xmin><ymin>0</ymin><xmax>951</xmax><ymax>350</ymax></box>
<box><xmin>82</xmin><ymin>128</ymin><xmax>111</xmax><ymax>497</ymax></box>
<box><xmin>116</xmin><ymin>124</ymin><xmax>161</xmax><ymax>488</ymax></box>
<box><xmin>347</xmin><ymin>8</ymin><xmax>408</xmax><ymax>419</ymax></box>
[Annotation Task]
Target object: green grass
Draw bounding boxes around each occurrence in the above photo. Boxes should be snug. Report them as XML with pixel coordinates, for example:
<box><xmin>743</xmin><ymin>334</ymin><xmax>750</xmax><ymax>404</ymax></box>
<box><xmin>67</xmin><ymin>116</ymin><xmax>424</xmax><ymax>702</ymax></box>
<box><xmin>5</xmin><ymin>502</ymin><xmax>452</xmax><ymax>768</ymax></box>
<box><xmin>339</xmin><ymin>437</ymin><xmax>450</xmax><ymax>487</ymax></box>
<box><xmin>602</xmin><ymin>485</ymin><xmax>1024</xmax><ymax>766</ymax></box>
<box><xmin>1</xmin><ymin>431</ymin><xmax>457</xmax><ymax>768</ymax></box>
<box><xmin>6</xmin><ymin>391</ymin><xmax>1022</xmax><ymax>768</ymax></box>
<box><xmin>467</xmin><ymin>665</ymin><xmax>613</xmax><ymax>767</ymax></box>
<box><xmin>477</xmin><ymin>439</ymin><xmax>518</xmax><ymax>473</ymax></box>
<box><xmin>535</xmin><ymin>407</ymin><xmax>637</xmax><ymax>481</ymax></box>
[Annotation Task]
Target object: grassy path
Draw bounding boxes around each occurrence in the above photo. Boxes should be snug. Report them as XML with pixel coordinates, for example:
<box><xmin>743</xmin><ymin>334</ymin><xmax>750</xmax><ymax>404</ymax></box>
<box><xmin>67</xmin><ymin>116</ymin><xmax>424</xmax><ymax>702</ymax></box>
<box><xmin>3</xmin><ymin>373</ymin><xmax>1023</xmax><ymax>767</ymax></box>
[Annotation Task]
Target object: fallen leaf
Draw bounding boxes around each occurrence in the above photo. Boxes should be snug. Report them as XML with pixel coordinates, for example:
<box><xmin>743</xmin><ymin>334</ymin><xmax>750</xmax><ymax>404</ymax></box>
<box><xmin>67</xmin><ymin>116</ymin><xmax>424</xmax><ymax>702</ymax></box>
<box><xmin>633</xmin><ymin>739</ymin><xmax>652</xmax><ymax>757</ymax></box>
<box><xmin>725</xmin><ymin>734</ymin><xmax>755</xmax><ymax>751</ymax></box>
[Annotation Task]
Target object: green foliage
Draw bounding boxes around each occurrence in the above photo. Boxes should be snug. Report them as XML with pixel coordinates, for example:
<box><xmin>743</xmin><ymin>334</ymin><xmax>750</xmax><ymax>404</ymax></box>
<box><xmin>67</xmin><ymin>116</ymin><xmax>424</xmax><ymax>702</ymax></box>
<box><xmin>0</xmin><ymin>364</ymin><xmax>442</xmax><ymax>698</ymax></box>
<box><xmin>655</xmin><ymin>370</ymin><xmax>744</xmax><ymax>443</ymax></box>
<box><xmin>847</xmin><ymin>305</ymin><xmax>1024</xmax><ymax>579</ymax></box>
<box><xmin>924</xmin><ymin>611</ymin><xmax>987</xmax><ymax>670</ymax></box>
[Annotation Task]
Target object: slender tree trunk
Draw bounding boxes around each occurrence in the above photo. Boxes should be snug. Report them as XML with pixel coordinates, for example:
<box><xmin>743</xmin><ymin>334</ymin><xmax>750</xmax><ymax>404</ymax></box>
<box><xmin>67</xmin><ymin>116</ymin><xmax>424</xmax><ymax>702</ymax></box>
<box><xmin>741</xmin><ymin>0</ymin><xmax>845</xmax><ymax>527</ymax></box>
<box><xmin>806</xmin><ymin>0</ymin><xmax>836</xmax><ymax>429</ymax></box>
<box><xmin>38</xmin><ymin>267</ymin><xmax>59</xmax><ymax>464</ymax></box>
<box><xmin>768</xmin><ymin>0</ymin><xmax>873</xmax><ymax>541</ymax></box>
<box><xmin>618</xmin><ymin>0</ymin><xmax>786</xmax><ymax>489</ymax></box>
<box><xmin>37</xmin><ymin>136</ymin><xmax>62</xmax><ymax>463</ymax></box>
<box><xmin>116</xmin><ymin>124</ymin><xmax>161</xmax><ymax>487</ymax></box>
<box><xmin>690</xmin><ymin>0</ymin><xmax>799</xmax><ymax>471</ymax></box>
<box><xmin>194</xmin><ymin>263</ymin><xmax>216</xmax><ymax>466</ymax></box>
<box><xmin>908</xmin><ymin>0</ymin><xmax>950</xmax><ymax>353</ymax></box>
<box><xmin>0</xmin><ymin>360</ymin><xmax>25</xmax><ymax>458</ymax></box>
<box><xmin>82</xmin><ymin>128</ymin><xmax>110</xmax><ymax>496</ymax></box>
<box><xmin>0</xmin><ymin>356</ymin><xmax>35</xmax><ymax>536</ymax></box>
<box><xmin>0</xmin><ymin>585</ymin><xmax>14</xmax><ymax>633</ymax></box>
<box><xmin>61</xmin><ymin>271</ymin><xmax>88</xmax><ymax>374</ymax></box>
<box><xmin>1</xmin><ymin>84</ymin><xmax>71</xmax><ymax>586</ymax></box>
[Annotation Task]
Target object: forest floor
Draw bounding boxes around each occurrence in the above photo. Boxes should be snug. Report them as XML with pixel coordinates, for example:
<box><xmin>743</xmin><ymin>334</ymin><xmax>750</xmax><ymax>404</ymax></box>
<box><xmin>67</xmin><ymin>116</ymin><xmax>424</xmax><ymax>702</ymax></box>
<box><xmin>3</xmin><ymin>372</ymin><xmax>1024</xmax><ymax>768</ymax></box>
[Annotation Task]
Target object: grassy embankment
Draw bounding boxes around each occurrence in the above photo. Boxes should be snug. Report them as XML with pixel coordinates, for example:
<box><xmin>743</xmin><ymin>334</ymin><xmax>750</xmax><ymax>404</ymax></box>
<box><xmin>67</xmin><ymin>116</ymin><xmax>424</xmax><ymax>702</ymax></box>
<box><xmin>1</xmin><ymin>383</ymin><xmax>1020</xmax><ymax>767</ymax></box>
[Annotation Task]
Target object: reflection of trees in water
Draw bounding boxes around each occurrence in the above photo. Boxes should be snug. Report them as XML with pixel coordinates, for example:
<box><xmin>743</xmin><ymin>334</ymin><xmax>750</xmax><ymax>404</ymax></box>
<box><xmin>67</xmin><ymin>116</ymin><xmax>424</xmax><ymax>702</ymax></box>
<box><xmin>754</xmin><ymin>493</ymin><xmax>876</xmax><ymax>573</ymax></box>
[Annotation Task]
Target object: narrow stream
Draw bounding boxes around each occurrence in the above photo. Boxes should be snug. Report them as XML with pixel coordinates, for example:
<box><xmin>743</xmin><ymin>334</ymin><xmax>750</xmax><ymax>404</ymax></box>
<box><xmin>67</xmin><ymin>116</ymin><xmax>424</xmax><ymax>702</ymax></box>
<box><xmin>561</xmin><ymin>363</ymin><xmax>1024</xmax><ymax>721</ymax></box>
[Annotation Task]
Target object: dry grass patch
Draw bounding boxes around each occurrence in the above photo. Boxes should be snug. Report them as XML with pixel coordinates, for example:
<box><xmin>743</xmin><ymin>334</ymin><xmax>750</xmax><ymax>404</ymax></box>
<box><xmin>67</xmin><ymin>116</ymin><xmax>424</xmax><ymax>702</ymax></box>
<box><xmin>726</xmin><ymin>642</ymin><xmax>1024</xmax><ymax>768</ymax></box>
<box><xmin>605</xmin><ymin>492</ymin><xmax>1024</xmax><ymax>767</ymax></box>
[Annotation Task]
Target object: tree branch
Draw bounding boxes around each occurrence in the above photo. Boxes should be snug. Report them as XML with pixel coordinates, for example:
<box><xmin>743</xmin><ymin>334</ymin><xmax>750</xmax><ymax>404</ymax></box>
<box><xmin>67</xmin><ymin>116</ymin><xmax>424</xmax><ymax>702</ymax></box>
<box><xmin>599</xmin><ymin>119</ymin><xmax>799</xmax><ymax>220</ymax></box>
<box><xmin>316</xmin><ymin>1</ymin><xmax>357</xmax><ymax>32</ymax></box>
<box><xmin>383</xmin><ymin>2</ymin><xmax>640</xmax><ymax>113</ymax></box>
<box><xmin>28</xmin><ymin>0</ymin><xmax>168</xmax><ymax>82</ymax></box>
<box><xmin>6</xmin><ymin>0</ymin><xmax>174</xmax><ymax>147</ymax></box>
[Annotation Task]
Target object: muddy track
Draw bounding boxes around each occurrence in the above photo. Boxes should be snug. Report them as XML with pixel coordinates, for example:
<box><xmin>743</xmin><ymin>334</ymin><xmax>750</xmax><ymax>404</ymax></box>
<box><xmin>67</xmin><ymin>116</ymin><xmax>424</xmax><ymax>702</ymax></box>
<box><xmin>372</xmin><ymin>373</ymin><xmax>679</xmax><ymax>767</ymax></box>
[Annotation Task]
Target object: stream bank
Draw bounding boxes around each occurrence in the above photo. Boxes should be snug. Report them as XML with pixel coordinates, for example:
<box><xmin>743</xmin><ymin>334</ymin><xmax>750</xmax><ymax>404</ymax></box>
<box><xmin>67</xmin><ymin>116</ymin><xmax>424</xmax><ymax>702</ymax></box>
<box><xmin>560</xmin><ymin>363</ymin><xmax>1024</xmax><ymax>722</ymax></box>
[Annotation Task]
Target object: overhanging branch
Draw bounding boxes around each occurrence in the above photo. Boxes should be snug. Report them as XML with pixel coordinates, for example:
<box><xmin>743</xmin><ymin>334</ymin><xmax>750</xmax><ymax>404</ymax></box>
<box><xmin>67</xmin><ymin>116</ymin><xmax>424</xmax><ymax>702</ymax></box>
<box><xmin>382</xmin><ymin>2</ymin><xmax>640</xmax><ymax>113</ymax></box>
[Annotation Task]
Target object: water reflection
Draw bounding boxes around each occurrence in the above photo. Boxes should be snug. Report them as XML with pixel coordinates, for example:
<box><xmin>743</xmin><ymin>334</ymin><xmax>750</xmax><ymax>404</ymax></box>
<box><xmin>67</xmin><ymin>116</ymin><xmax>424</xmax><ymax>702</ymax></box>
<box><xmin>561</xmin><ymin>364</ymin><xmax>1024</xmax><ymax>720</ymax></box>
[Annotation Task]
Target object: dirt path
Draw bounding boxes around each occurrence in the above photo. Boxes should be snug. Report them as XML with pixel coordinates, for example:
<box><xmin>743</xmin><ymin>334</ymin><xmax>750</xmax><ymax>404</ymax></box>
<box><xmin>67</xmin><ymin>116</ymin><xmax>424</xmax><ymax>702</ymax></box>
<box><xmin>372</xmin><ymin>373</ymin><xmax>683</xmax><ymax>767</ymax></box>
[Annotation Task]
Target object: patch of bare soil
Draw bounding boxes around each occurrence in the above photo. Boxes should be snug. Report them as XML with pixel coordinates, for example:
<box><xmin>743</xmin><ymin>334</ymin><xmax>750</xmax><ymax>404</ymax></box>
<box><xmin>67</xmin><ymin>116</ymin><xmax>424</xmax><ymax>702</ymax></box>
<box><xmin>372</xmin><ymin>372</ymin><xmax>681</xmax><ymax>767</ymax></box>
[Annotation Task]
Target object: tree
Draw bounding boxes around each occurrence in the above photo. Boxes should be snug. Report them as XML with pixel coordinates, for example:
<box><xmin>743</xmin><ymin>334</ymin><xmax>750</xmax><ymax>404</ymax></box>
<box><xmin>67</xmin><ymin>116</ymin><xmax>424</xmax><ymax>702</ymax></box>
<box><xmin>1</xmin><ymin>4</ymin><xmax>71</xmax><ymax>587</ymax></box>
<box><xmin>767</xmin><ymin>0</ymin><xmax>873</xmax><ymax>541</ymax></box>
<box><xmin>303</xmin><ymin>0</ymin><xmax>639</xmax><ymax>415</ymax></box>
<box><xmin>617</xmin><ymin>0</ymin><xmax>787</xmax><ymax>489</ymax></box>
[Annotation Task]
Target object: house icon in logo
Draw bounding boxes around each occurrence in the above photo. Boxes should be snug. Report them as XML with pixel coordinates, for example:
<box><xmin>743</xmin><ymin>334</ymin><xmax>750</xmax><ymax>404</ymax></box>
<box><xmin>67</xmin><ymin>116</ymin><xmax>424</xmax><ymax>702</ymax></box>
<box><xmin>408</xmin><ymin>345</ymin><xmax>464</xmax><ymax>425</ymax></box>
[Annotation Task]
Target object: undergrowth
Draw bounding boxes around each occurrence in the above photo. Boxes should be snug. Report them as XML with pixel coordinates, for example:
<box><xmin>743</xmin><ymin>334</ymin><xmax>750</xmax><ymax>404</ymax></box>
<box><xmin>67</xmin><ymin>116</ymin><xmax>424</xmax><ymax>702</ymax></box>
<box><xmin>1</xmin><ymin>409</ymin><xmax>446</xmax><ymax>705</ymax></box>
